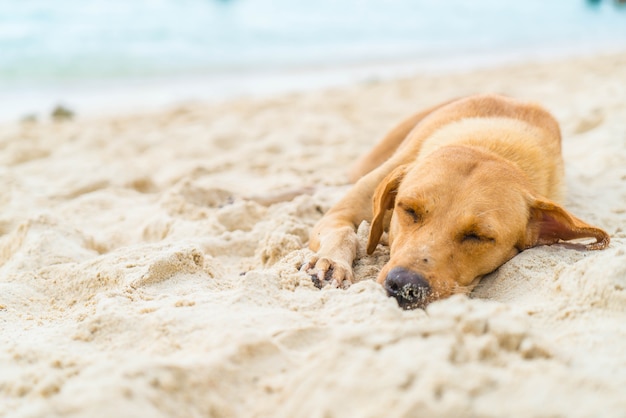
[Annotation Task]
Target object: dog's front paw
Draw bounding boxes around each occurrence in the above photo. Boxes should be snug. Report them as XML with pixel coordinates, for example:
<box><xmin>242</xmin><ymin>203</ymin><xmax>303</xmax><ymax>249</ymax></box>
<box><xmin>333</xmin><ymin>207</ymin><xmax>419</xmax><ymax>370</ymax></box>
<box><xmin>302</xmin><ymin>255</ymin><xmax>354</xmax><ymax>289</ymax></box>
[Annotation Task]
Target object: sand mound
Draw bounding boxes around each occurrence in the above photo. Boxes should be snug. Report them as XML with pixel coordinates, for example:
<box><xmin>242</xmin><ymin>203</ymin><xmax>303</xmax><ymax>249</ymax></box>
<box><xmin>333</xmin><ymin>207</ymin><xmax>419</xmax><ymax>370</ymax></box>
<box><xmin>1</xmin><ymin>53</ymin><xmax>626</xmax><ymax>417</ymax></box>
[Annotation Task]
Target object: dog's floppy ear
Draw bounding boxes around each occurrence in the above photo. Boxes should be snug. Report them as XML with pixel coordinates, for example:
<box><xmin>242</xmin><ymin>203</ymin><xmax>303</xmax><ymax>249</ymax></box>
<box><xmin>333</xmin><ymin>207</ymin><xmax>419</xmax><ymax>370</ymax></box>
<box><xmin>367</xmin><ymin>165</ymin><xmax>408</xmax><ymax>254</ymax></box>
<box><xmin>522</xmin><ymin>197</ymin><xmax>610</xmax><ymax>250</ymax></box>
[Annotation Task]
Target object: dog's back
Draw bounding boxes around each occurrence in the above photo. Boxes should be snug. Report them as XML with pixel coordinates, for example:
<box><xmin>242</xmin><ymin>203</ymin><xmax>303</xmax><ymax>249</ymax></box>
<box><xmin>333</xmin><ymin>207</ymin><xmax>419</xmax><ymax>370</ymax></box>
<box><xmin>417</xmin><ymin>115</ymin><xmax>564</xmax><ymax>202</ymax></box>
<box><xmin>349</xmin><ymin>95</ymin><xmax>563</xmax><ymax>201</ymax></box>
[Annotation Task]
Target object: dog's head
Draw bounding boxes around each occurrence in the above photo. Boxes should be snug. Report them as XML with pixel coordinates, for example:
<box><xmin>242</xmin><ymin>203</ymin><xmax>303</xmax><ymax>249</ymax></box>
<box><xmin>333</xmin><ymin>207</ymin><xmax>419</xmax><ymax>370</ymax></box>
<box><xmin>367</xmin><ymin>146</ymin><xmax>609</xmax><ymax>309</ymax></box>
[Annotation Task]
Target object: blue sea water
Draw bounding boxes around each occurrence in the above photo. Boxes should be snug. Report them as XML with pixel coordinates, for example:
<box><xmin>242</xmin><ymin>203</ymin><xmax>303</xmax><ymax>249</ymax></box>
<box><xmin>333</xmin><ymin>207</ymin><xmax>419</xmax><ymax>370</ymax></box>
<box><xmin>2</xmin><ymin>0</ymin><xmax>626</xmax><ymax>84</ymax></box>
<box><xmin>0</xmin><ymin>0</ymin><xmax>625</xmax><ymax>119</ymax></box>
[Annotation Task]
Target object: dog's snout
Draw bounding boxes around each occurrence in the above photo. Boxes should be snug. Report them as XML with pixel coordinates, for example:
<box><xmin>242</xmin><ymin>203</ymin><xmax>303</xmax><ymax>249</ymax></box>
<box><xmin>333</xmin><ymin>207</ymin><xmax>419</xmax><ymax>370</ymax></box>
<box><xmin>384</xmin><ymin>267</ymin><xmax>431</xmax><ymax>310</ymax></box>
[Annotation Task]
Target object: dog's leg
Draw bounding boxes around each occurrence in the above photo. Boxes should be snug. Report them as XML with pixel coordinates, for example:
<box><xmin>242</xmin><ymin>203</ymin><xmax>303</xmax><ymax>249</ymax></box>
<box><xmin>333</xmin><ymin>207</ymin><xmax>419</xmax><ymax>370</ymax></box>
<box><xmin>305</xmin><ymin>170</ymin><xmax>391</xmax><ymax>287</ymax></box>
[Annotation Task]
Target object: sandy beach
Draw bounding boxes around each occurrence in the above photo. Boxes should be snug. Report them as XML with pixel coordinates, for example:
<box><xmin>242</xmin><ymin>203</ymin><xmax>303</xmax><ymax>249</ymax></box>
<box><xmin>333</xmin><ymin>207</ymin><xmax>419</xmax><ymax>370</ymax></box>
<box><xmin>1</xmin><ymin>52</ymin><xmax>626</xmax><ymax>417</ymax></box>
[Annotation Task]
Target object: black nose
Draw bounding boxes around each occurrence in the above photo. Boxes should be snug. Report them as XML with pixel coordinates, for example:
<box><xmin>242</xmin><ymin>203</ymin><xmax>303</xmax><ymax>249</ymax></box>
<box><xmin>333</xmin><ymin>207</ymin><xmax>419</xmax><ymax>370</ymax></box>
<box><xmin>384</xmin><ymin>267</ymin><xmax>431</xmax><ymax>310</ymax></box>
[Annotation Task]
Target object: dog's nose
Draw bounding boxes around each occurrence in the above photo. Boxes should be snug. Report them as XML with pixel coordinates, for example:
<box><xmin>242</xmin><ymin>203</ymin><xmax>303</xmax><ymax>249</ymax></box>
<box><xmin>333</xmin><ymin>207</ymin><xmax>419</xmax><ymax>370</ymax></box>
<box><xmin>384</xmin><ymin>267</ymin><xmax>431</xmax><ymax>310</ymax></box>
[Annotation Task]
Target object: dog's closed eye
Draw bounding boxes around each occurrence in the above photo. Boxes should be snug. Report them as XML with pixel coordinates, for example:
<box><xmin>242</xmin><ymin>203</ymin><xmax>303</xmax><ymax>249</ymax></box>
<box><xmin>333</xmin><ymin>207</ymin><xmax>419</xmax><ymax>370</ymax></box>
<box><xmin>403</xmin><ymin>207</ymin><xmax>421</xmax><ymax>223</ymax></box>
<box><xmin>461</xmin><ymin>232</ymin><xmax>495</xmax><ymax>244</ymax></box>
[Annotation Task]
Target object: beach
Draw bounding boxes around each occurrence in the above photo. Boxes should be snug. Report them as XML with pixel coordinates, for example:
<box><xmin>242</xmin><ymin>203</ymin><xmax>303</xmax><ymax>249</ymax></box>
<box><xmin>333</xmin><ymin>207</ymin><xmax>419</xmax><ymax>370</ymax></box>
<box><xmin>1</xmin><ymin>52</ymin><xmax>626</xmax><ymax>417</ymax></box>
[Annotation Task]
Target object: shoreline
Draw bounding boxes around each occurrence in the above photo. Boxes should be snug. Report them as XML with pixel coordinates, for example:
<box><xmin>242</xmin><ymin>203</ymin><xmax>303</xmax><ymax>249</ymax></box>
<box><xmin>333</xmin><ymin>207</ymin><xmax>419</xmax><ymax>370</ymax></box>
<box><xmin>3</xmin><ymin>41</ymin><xmax>626</xmax><ymax>124</ymax></box>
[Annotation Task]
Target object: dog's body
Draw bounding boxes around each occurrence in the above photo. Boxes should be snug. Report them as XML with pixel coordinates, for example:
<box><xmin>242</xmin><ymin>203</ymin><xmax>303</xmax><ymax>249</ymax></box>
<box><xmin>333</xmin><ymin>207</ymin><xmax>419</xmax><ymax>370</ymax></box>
<box><xmin>305</xmin><ymin>94</ymin><xmax>609</xmax><ymax>309</ymax></box>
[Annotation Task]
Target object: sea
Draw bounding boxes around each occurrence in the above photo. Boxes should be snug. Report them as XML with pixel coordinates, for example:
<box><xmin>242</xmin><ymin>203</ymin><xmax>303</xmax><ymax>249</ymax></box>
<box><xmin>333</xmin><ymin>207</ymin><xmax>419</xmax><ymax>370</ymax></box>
<box><xmin>1</xmin><ymin>0</ymin><xmax>625</xmax><ymax>120</ymax></box>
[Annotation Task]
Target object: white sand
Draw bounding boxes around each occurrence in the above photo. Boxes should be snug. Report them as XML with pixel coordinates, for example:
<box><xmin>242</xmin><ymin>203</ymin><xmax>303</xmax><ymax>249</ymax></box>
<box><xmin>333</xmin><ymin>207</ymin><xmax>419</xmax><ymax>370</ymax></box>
<box><xmin>1</xmin><ymin>53</ymin><xmax>626</xmax><ymax>418</ymax></box>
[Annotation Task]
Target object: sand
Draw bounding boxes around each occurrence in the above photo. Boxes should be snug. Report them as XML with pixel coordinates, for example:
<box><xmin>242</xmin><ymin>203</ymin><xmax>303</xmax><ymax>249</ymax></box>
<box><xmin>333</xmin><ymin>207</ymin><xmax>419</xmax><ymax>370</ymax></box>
<box><xmin>1</xmin><ymin>52</ymin><xmax>626</xmax><ymax>418</ymax></box>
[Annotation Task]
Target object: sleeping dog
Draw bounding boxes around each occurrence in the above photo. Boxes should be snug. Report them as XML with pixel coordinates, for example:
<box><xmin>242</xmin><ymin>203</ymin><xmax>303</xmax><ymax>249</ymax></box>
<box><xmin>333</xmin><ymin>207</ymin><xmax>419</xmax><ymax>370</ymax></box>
<box><xmin>304</xmin><ymin>94</ymin><xmax>609</xmax><ymax>309</ymax></box>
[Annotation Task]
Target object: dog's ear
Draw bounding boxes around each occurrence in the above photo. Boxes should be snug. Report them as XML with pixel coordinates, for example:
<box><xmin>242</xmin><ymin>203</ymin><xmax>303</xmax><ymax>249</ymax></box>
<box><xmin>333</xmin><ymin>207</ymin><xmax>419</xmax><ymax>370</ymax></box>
<box><xmin>521</xmin><ymin>197</ymin><xmax>610</xmax><ymax>250</ymax></box>
<box><xmin>367</xmin><ymin>165</ymin><xmax>408</xmax><ymax>254</ymax></box>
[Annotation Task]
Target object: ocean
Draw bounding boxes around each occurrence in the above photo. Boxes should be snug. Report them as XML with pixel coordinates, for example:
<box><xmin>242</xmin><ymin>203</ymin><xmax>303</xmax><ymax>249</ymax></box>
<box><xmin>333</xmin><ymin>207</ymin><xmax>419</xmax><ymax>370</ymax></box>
<box><xmin>1</xmin><ymin>0</ymin><xmax>625</xmax><ymax>119</ymax></box>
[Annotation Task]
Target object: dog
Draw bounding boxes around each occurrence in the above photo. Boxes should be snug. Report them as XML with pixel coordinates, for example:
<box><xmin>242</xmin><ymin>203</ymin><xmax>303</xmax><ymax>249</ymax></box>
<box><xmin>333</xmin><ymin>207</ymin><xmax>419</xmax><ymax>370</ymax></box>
<box><xmin>304</xmin><ymin>94</ymin><xmax>610</xmax><ymax>309</ymax></box>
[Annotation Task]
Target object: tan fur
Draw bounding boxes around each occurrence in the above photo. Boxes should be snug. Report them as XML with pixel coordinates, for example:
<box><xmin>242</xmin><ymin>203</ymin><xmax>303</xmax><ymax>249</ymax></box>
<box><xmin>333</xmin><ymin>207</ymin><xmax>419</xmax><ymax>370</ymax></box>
<box><xmin>305</xmin><ymin>94</ymin><xmax>609</xmax><ymax>305</ymax></box>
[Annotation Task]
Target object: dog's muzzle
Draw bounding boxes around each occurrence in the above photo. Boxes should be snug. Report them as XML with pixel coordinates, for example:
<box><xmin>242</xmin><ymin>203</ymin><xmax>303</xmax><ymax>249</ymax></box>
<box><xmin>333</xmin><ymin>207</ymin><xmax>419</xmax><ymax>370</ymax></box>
<box><xmin>384</xmin><ymin>267</ymin><xmax>431</xmax><ymax>310</ymax></box>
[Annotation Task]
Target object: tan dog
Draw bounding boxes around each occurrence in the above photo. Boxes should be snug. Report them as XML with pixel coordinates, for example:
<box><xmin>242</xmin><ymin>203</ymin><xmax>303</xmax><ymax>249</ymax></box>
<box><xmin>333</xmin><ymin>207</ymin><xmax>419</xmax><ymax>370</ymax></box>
<box><xmin>304</xmin><ymin>94</ymin><xmax>610</xmax><ymax>309</ymax></box>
